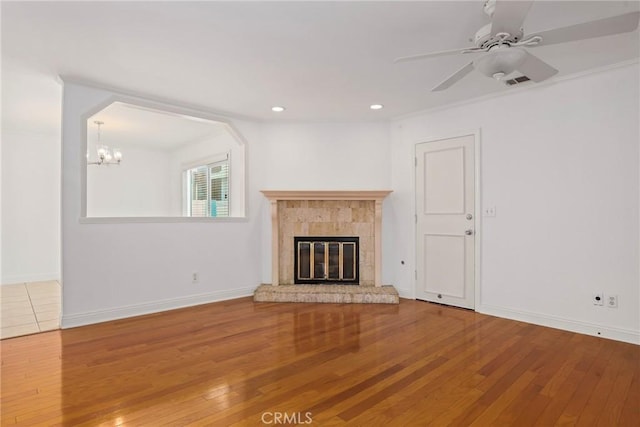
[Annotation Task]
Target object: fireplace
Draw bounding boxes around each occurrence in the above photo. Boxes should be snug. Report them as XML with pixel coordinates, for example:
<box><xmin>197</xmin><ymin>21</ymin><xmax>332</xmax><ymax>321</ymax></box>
<box><xmin>261</xmin><ymin>190</ymin><xmax>392</xmax><ymax>287</ymax></box>
<box><xmin>294</xmin><ymin>236</ymin><xmax>359</xmax><ymax>284</ymax></box>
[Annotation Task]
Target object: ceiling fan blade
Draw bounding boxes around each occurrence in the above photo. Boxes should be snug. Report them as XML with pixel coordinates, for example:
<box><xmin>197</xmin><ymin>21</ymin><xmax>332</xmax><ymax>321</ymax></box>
<box><xmin>432</xmin><ymin>62</ymin><xmax>475</xmax><ymax>91</ymax></box>
<box><xmin>394</xmin><ymin>47</ymin><xmax>484</xmax><ymax>63</ymax></box>
<box><xmin>532</xmin><ymin>11</ymin><xmax>640</xmax><ymax>46</ymax></box>
<box><xmin>491</xmin><ymin>0</ymin><xmax>534</xmax><ymax>37</ymax></box>
<box><xmin>516</xmin><ymin>51</ymin><xmax>558</xmax><ymax>82</ymax></box>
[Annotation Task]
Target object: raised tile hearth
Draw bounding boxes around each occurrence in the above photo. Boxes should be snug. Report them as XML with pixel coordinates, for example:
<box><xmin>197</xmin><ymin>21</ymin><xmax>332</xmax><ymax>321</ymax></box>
<box><xmin>254</xmin><ymin>284</ymin><xmax>399</xmax><ymax>304</ymax></box>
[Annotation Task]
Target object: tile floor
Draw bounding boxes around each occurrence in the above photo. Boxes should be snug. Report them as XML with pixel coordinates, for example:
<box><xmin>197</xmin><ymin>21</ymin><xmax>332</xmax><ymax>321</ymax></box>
<box><xmin>1</xmin><ymin>281</ymin><xmax>61</xmax><ymax>340</ymax></box>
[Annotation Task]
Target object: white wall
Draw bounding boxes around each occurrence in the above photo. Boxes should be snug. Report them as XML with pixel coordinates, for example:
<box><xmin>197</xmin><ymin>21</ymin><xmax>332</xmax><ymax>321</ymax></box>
<box><xmin>1</xmin><ymin>59</ymin><xmax>62</xmax><ymax>285</ymax></box>
<box><xmin>1</xmin><ymin>129</ymin><xmax>61</xmax><ymax>284</ymax></box>
<box><xmin>87</xmin><ymin>145</ymin><xmax>172</xmax><ymax>217</ymax></box>
<box><xmin>253</xmin><ymin>122</ymin><xmax>394</xmax><ymax>284</ymax></box>
<box><xmin>255</xmin><ymin>123</ymin><xmax>390</xmax><ymax>190</ymax></box>
<box><xmin>391</xmin><ymin>63</ymin><xmax>640</xmax><ymax>343</ymax></box>
<box><xmin>61</xmin><ymin>81</ymin><xmax>264</xmax><ymax>327</ymax></box>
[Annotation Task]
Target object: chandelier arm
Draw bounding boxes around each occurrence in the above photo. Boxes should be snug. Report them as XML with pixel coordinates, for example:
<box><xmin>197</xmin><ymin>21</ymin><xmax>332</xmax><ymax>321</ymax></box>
<box><xmin>87</xmin><ymin>120</ymin><xmax>123</xmax><ymax>166</ymax></box>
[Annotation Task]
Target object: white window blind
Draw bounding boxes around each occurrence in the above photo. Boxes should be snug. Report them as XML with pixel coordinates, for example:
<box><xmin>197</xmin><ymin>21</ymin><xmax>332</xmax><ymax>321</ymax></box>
<box><xmin>186</xmin><ymin>156</ymin><xmax>229</xmax><ymax>217</ymax></box>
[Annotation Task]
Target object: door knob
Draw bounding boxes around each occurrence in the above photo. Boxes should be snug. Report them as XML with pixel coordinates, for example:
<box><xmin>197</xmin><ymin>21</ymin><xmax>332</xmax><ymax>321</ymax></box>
<box><xmin>465</xmin><ymin>229</ymin><xmax>473</xmax><ymax>235</ymax></box>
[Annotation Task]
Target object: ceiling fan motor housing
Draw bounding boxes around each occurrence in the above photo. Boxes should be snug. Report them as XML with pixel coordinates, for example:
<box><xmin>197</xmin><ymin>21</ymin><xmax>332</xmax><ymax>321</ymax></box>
<box><xmin>474</xmin><ymin>23</ymin><xmax>523</xmax><ymax>49</ymax></box>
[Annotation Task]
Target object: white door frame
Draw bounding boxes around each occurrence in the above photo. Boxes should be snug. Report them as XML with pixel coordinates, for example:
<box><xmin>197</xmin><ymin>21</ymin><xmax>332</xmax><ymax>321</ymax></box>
<box><xmin>414</xmin><ymin>129</ymin><xmax>482</xmax><ymax>310</ymax></box>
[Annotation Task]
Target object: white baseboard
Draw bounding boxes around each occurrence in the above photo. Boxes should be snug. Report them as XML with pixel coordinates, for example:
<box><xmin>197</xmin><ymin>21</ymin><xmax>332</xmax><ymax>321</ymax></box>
<box><xmin>478</xmin><ymin>303</ymin><xmax>640</xmax><ymax>345</ymax></box>
<box><xmin>61</xmin><ymin>287</ymin><xmax>255</xmax><ymax>329</ymax></box>
<box><xmin>59</xmin><ymin>287</ymin><xmax>639</xmax><ymax>345</ymax></box>
<box><xmin>396</xmin><ymin>287</ymin><xmax>415</xmax><ymax>300</ymax></box>
<box><xmin>2</xmin><ymin>273</ymin><xmax>60</xmax><ymax>285</ymax></box>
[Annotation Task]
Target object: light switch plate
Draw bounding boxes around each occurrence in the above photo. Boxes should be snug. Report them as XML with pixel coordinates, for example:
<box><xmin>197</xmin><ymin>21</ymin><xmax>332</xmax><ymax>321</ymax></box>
<box><xmin>483</xmin><ymin>206</ymin><xmax>496</xmax><ymax>217</ymax></box>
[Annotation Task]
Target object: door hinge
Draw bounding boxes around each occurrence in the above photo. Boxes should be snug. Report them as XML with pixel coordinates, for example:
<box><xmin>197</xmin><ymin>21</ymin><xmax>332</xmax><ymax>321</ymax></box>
<box><xmin>415</xmin><ymin>214</ymin><xmax>417</xmax><ymax>223</ymax></box>
<box><xmin>415</xmin><ymin>270</ymin><xmax>417</xmax><ymax>280</ymax></box>
<box><xmin>415</xmin><ymin>157</ymin><xmax>417</xmax><ymax>167</ymax></box>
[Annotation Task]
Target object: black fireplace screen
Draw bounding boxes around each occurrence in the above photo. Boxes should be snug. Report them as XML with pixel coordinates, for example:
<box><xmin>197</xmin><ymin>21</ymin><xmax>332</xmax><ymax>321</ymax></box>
<box><xmin>294</xmin><ymin>236</ymin><xmax>359</xmax><ymax>284</ymax></box>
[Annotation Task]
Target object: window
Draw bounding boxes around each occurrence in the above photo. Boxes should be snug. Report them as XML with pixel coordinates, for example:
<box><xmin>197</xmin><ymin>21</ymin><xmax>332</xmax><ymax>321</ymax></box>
<box><xmin>84</xmin><ymin>100</ymin><xmax>246</xmax><ymax>220</ymax></box>
<box><xmin>185</xmin><ymin>156</ymin><xmax>229</xmax><ymax>217</ymax></box>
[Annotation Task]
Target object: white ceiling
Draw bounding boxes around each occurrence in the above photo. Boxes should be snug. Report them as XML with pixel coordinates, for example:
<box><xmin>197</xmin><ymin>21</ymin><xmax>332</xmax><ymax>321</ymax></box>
<box><xmin>2</xmin><ymin>1</ymin><xmax>639</xmax><ymax>136</ymax></box>
<box><xmin>88</xmin><ymin>102</ymin><xmax>229</xmax><ymax>150</ymax></box>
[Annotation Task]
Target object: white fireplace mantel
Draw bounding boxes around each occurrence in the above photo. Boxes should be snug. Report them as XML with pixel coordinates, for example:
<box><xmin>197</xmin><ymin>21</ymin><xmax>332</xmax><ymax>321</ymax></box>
<box><xmin>261</xmin><ymin>190</ymin><xmax>392</xmax><ymax>287</ymax></box>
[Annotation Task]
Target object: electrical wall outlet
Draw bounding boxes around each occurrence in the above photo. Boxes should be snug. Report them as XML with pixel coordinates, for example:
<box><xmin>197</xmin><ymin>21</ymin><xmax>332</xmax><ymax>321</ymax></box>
<box><xmin>606</xmin><ymin>295</ymin><xmax>618</xmax><ymax>308</ymax></box>
<box><xmin>593</xmin><ymin>293</ymin><xmax>604</xmax><ymax>306</ymax></box>
<box><xmin>192</xmin><ymin>272</ymin><xmax>199</xmax><ymax>284</ymax></box>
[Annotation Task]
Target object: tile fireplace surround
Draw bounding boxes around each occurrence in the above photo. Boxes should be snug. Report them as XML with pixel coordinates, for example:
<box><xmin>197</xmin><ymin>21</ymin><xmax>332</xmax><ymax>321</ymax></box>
<box><xmin>262</xmin><ymin>190</ymin><xmax>392</xmax><ymax>286</ymax></box>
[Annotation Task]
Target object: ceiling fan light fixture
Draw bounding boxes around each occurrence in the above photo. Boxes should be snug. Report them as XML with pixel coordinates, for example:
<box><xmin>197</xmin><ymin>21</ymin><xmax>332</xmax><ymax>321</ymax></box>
<box><xmin>473</xmin><ymin>47</ymin><xmax>527</xmax><ymax>80</ymax></box>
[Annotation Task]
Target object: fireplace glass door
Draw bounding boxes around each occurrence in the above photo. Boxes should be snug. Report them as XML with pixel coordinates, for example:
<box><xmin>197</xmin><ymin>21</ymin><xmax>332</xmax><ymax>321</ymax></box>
<box><xmin>294</xmin><ymin>237</ymin><xmax>359</xmax><ymax>284</ymax></box>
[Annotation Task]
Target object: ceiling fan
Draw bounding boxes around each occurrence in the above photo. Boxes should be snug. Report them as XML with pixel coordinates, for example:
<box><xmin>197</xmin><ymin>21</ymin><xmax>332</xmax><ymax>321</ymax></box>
<box><xmin>395</xmin><ymin>0</ymin><xmax>640</xmax><ymax>91</ymax></box>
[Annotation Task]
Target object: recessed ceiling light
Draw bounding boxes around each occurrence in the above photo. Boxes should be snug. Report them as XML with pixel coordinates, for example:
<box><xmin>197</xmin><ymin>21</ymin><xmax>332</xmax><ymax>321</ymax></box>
<box><xmin>370</xmin><ymin>104</ymin><xmax>384</xmax><ymax>110</ymax></box>
<box><xmin>271</xmin><ymin>106</ymin><xmax>286</xmax><ymax>112</ymax></box>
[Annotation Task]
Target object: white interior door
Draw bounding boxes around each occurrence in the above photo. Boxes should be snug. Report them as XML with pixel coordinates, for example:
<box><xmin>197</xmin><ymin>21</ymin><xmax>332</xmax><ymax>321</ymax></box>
<box><xmin>416</xmin><ymin>135</ymin><xmax>475</xmax><ymax>309</ymax></box>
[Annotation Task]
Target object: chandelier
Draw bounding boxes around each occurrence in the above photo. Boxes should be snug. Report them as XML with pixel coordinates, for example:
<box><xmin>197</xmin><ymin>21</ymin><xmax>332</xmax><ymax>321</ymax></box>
<box><xmin>88</xmin><ymin>121</ymin><xmax>123</xmax><ymax>166</ymax></box>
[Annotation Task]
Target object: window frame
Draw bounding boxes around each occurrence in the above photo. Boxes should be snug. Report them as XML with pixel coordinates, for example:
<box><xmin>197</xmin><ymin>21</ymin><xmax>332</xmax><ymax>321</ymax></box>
<box><xmin>183</xmin><ymin>152</ymin><xmax>231</xmax><ymax>218</ymax></box>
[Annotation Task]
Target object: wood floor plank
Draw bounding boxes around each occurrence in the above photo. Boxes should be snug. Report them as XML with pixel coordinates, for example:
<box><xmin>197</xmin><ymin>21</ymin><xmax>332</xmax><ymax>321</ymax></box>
<box><xmin>618</xmin><ymin>370</ymin><xmax>640</xmax><ymax>426</ymax></box>
<box><xmin>1</xmin><ymin>297</ymin><xmax>638</xmax><ymax>426</ymax></box>
<box><xmin>596</xmin><ymin>357</ymin><xmax>635</xmax><ymax>427</ymax></box>
<box><xmin>469</xmin><ymin>370</ymin><xmax>538</xmax><ymax>426</ymax></box>
<box><xmin>556</xmin><ymin>342</ymin><xmax>615</xmax><ymax>425</ymax></box>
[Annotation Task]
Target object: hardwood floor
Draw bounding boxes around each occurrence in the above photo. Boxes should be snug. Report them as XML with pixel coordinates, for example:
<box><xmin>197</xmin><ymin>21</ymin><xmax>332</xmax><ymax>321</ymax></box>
<box><xmin>1</xmin><ymin>297</ymin><xmax>638</xmax><ymax>426</ymax></box>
